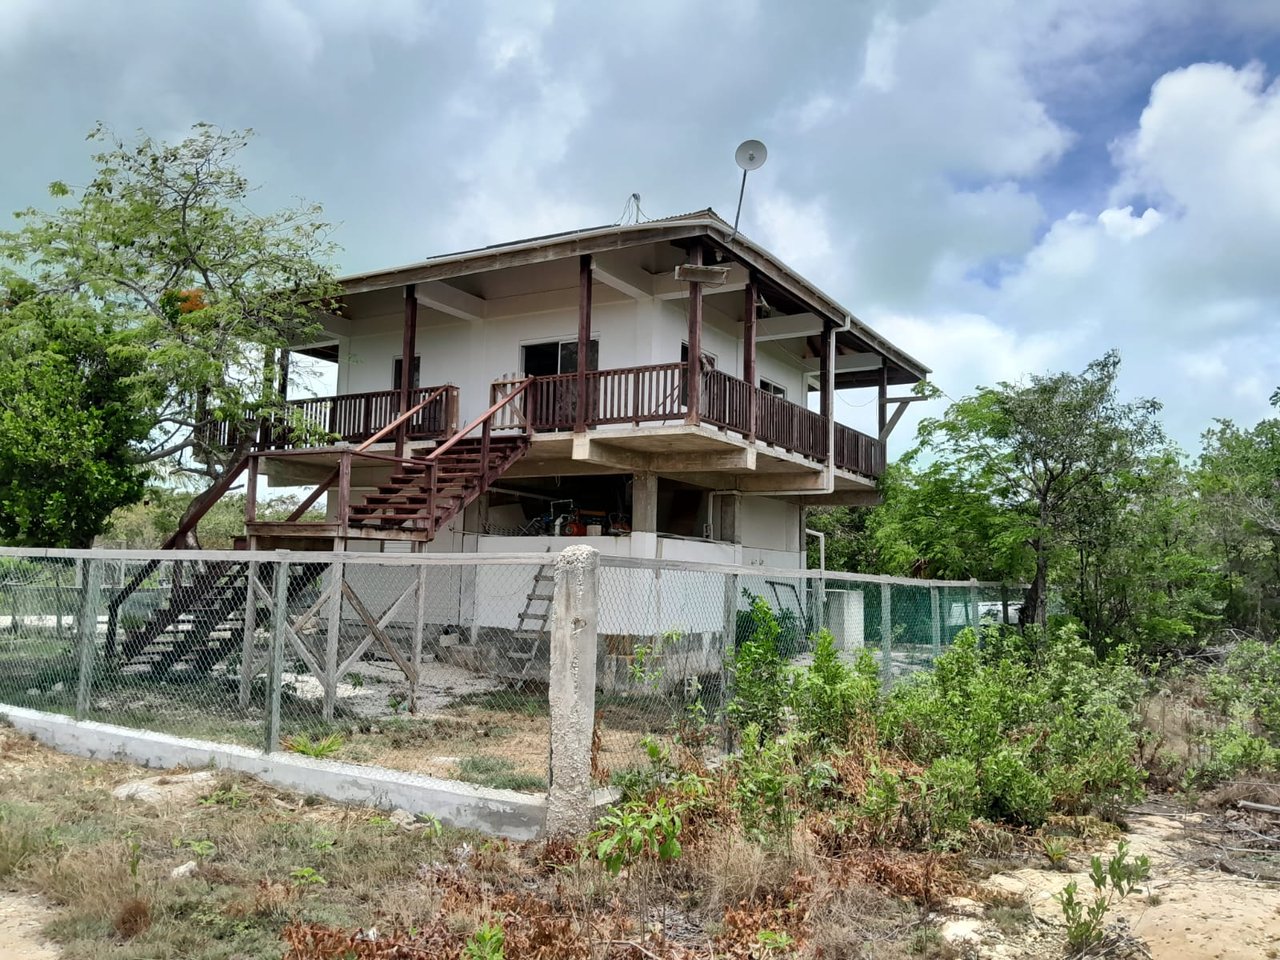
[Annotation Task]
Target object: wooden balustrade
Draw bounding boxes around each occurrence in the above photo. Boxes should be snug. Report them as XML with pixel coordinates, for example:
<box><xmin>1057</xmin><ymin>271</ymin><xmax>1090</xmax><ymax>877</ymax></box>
<box><xmin>833</xmin><ymin>422</ymin><xmax>886</xmax><ymax>476</ymax></box>
<box><xmin>522</xmin><ymin>362</ymin><xmax>881</xmax><ymax>475</ymax></box>
<box><xmin>198</xmin><ymin>386</ymin><xmax>458</xmax><ymax>451</ymax></box>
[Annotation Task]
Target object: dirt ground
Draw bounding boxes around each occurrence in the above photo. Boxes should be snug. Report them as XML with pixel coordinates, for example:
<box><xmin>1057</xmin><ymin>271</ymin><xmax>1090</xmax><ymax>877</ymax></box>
<box><xmin>0</xmin><ymin>892</ymin><xmax>59</xmax><ymax>960</ymax></box>
<box><xmin>939</xmin><ymin>803</ymin><xmax>1280</xmax><ymax>959</ymax></box>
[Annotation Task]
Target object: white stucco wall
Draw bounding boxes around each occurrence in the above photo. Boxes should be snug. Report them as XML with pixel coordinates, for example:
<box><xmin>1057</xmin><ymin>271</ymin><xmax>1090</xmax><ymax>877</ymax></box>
<box><xmin>339</xmin><ymin>294</ymin><xmax>660</xmax><ymax>424</ymax></box>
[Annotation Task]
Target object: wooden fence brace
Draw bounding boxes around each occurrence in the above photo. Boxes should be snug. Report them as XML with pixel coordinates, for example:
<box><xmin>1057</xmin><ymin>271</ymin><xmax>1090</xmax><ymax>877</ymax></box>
<box><xmin>323</xmin><ymin>562</ymin><xmax>344</xmax><ymax>721</ymax></box>
<box><xmin>238</xmin><ymin>560</ymin><xmax>260</xmax><ymax>709</ymax></box>
<box><xmin>264</xmin><ymin>556</ymin><xmax>289</xmax><ymax>754</ymax></box>
<box><xmin>74</xmin><ymin>559</ymin><xmax>104</xmax><ymax>720</ymax></box>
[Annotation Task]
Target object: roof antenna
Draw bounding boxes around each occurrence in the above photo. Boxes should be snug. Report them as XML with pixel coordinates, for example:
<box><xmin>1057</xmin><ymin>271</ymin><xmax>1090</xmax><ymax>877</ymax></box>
<box><xmin>615</xmin><ymin>192</ymin><xmax>646</xmax><ymax>225</ymax></box>
<box><xmin>731</xmin><ymin>139</ymin><xmax>767</xmax><ymax>239</ymax></box>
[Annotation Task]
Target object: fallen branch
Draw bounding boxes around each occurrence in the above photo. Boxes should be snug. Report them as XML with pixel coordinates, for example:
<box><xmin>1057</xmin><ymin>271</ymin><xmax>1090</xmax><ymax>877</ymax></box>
<box><xmin>1237</xmin><ymin>801</ymin><xmax>1280</xmax><ymax>815</ymax></box>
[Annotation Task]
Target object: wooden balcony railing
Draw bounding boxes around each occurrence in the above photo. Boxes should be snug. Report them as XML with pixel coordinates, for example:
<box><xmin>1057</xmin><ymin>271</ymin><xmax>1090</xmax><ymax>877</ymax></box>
<box><xmin>526</xmin><ymin>363</ymin><xmax>884</xmax><ymax>477</ymax></box>
<box><xmin>198</xmin><ymin>386</ymin><xmax>459</xmax><ymax>450</ymax></box>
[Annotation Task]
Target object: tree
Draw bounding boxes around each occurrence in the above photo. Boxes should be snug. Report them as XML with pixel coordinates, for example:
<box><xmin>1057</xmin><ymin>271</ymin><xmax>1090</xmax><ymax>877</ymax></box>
<box><xmin>0</xmin><ymin>124</ymin><xmax>339</xmax><ymax>544</ymax></box>
<box><xmin>1197</xmin><ymin>391</ymin><xmax>1280</xmax><ymax>638</ymax></box>
<box><xmin>0</xmin><ymin>294</ymin><xmax>149</xmax><ymax>547</ymax></box>
<box><xmin>915</xmin><ymin>352</ymin><xmax>1163</xmax><ymax>630</ymax></box>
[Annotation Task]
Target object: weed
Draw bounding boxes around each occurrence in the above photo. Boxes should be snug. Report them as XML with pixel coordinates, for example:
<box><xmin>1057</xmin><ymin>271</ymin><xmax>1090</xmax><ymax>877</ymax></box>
<box><xmin>1055</xmin><ymin>841</ymin><xmax>1151</xmax><ymax>955</ymax></box>
<box><xmin>463</xmin><ymin>921</ymin><xmax>506</xmax><ymax>960</ymax></box>
<box><xmin>590</xmin><ymin>796</ymin><xmax>683</xmax><ymax>875</ymax></box>
<box><xmin>282</xmin><ymin>732</ymin><xmax>345</xmax><ymax>758</ymax></box>
<box><xmin>290</xmin><ymin>866</ymin><xmax>328</xmax><ymax>887</ymax></box>
<box><xmin>756</xmin><ymin>928</ymin><xmax>795</xmax><ymax>956</ymax></box>
<box><xmin>175</xmin><ymin>837</ymin><xmax>216</xmax><ymax>862</ymax></box>
<box><xmin>1042</xmin><ymin>836</ymin><xmax>1070</xmax><ymax>869</ymax></box>
<box><xmin>986</xmin><ymin>903</ymin><xmax>1033</xmax><ymax>936</ymax></box>
<box><xmin>198</xmin><ymin>782</ymin><xmax>249</xmax><ymax>808</ymax></box>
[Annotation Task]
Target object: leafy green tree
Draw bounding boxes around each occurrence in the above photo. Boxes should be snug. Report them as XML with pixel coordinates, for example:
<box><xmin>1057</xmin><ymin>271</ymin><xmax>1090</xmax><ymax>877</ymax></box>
<box><xmin>0</xmin><ymin>124</ymin><xmax>339</xmax><ymax>543</ymax></box>
<box><xmin>1197</xmin><ymin>390</ymin><xmax>1280</xmax><ymax>638</ymax></box>
<box><xmin>0</xmin><ymin>295</ymin><xmax>149</xmax><ymax>547</ymax></box>
<box><xmin>915</xmin><ymin>351</ymin><xmax>1163</xmax><ymax>629</ymax></box>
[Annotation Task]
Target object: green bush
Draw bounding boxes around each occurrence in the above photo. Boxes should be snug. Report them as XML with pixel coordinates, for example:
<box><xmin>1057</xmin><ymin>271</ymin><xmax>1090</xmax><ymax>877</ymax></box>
<box><xmin>788</xmin><ymin>629</ymin><xmax>879</xmax><ymax>749</ymax></box>
<box><xmin>920</xmin><ymin>756</ymin><xmax>980</xmax><ymax>841</ymax></box>
<box><xmin>726</xmin><ymin>596</ymin><xmax>788</xmax><ymax>742</ymax></box>
<box><xmin>1187</xmin><ymin>721</ymin><xmax>1279</xmax><ymax>787</ymax></box>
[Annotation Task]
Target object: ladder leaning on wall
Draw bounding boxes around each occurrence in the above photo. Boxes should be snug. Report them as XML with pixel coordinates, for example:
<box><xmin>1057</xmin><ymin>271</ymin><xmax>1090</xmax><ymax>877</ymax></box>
<box><xmin>507</xmin><ymin>551</ymin><xmax>554</xmax><ymax>682</ymax></box>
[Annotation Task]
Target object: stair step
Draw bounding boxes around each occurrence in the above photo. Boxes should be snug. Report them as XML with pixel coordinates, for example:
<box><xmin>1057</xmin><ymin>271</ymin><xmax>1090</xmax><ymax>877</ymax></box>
<box><xmin>513</xmin><ymin>630</ymin><xmax>544</xmax><ymax>640</ymax></box>
<box><xmin>527</xmin><ymin>593</ymin><xmax>553</xmax><ymax>602</ymax></box>
<box><xmin>519</xmin><ymin>612</ymin><xmax>549</xmax><ymax>621</ymax></box>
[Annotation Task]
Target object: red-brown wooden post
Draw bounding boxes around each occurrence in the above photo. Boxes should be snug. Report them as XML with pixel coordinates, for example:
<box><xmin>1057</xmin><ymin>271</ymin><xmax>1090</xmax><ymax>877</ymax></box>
<box><xmin>245</xmin><ymin>454</ymin><xmax>259</xmax><ymax>525</ymax></box>
<box><xmin>744</xmin><ymin>274</ymin><xmax>757</xmax><ymax>441</ymax></box>
<box><xmin>575</xmin><ymin>254</ymin><xmax>593</xmax><ymax>432</ymax></box>
<box><xmin>337</xmin><ymin>450</ymin><xmax>352</xmax><ymax>541</ymax></box>
<box><xmin>685</xmin><ymin>242</ymin><xmax>704</xmax><ymax>424</ymax></box>
<box><xmin>398</xmin><ymin>284</ymin><xmax>418</xmax><ymax>457</ymax></box>
<box><xmin>877</xmin><ymin>364</ymin><xmax>888</xmax><ymax>436</ymax></box>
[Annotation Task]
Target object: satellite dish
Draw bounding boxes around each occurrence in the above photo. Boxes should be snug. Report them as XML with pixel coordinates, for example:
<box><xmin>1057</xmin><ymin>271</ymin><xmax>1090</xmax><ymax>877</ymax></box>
<box><xmin>732</xmin><ymin>139</ymin><xmax>768</xmax><ymax>237</ymax></box>
<box><xmin>735</xmin><ymin>139</ymin><xmax>768</xmax><ymax>171</ymax></box>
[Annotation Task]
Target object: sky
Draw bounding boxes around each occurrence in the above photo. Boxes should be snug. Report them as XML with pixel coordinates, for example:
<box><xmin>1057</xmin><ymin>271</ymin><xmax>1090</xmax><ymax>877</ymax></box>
<box><xmin>2</xmin><ymin>0</ymin><xmax>1279</xmax><ymax>454</ymax></box>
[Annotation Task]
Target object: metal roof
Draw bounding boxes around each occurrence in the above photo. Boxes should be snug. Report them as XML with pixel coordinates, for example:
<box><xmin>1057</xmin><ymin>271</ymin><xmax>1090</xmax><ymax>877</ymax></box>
<box><xmin>337</xmin><ymin>209</ymin><xmax>930</xmax><ymax>386</ymax></box>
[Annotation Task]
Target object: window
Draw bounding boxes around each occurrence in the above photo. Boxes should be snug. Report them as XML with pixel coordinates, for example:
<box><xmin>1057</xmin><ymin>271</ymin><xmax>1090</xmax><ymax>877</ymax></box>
<box><xmin>392</xmin><ymin>355</ymin><xmax>420</xmax><ymax>389</ymax></box>
<box><xmin>759</xmin><ymin>378</ymin><xmax>787</xmax><ymax>399</ymax></box>
<box><xmin>680</xmin><ymin>342</ymin><xmax>716</xmax><ymax>368</ymax></box>
<box><xmin>522</xmin><ymin>338</ymin><xmax>598</xmax><ymax>376</ymax></box>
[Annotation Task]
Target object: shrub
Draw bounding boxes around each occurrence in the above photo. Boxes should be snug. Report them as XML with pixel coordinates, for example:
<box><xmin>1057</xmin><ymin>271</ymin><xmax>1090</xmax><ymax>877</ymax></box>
<box><xmin>726</xmin><ymin>596</ymin><xmax>788</xmax><ymax>741</ymax></box>
<box><xmin>731</xmin><ymin>726</ymin><xmax>804</xmax><ymax>846</ymax></box>
<box><xmin>1187</xmin><ymin>721</ymin><xmax>1279</xmax><ymax>787</ymax></box>
<box><xmin>982</xmin><ymin>746</ymin><xmax>1051</xmax><ymax>826</ymax></box>
<box><xmin>1055</xmin><ymin>841</ymin><xmax>1150</xmax><ymax>955</ymax></box>
<box><xmin>789</xmin><ymin>630</ymin><xmax>879</xmax><ymax>749</ymax></box>
<box><xmin>919</xmin><ymin>756</ymin><xmax>979</xmax><ymax>842</ymax></box>
<box><xmin>590</xmin><ymin>796</ymin><xmax>683</xmax><ymax>875</ymax></box>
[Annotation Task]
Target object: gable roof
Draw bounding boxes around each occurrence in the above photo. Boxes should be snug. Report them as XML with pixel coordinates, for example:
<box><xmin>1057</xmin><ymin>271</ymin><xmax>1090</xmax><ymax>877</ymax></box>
<box><xmin>337</xmin><ymin>209</ymin><xmax>929</xmax><ymax>387</ymax></box>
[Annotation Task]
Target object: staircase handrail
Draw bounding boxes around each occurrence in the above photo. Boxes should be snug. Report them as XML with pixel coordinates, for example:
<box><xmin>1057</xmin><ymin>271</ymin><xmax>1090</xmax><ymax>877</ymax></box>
<box><xmin>426</xmin><ymin>378</ymin><xmax>533</xmax><ymax>462</ymax></box>
<box><xmin>355</xmin><ymin>385</ymin><xmax>451</xmax><ymax>453</ymax></box>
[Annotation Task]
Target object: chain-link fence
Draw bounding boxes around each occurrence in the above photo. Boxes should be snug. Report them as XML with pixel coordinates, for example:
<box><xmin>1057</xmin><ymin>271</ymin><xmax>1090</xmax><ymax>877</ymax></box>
<box><xmin>0</xmin><ymin>546</ymin><xmax>1022</xmax><ymax>799</ymax></box>
<box><xmin>589</xmin><ymin>558</ymin><xmax>1024</xmax><ymax>784</ymax></box>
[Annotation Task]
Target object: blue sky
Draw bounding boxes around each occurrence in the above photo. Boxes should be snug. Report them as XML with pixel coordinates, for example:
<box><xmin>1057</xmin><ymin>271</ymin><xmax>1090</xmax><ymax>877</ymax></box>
<box><xmin>1</xmin><ymin>0</ymin><xmax>1277</xmax><ymax>454</ymax></box>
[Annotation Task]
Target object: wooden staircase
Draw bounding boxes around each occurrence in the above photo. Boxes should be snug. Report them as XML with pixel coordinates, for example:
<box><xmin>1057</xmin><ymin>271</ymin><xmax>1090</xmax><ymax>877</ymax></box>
<box><xmin>348</xmin><ymin>435</ymin><xmax>528</xmax><ymax>536</ymax></box>
<box><xmin>116</xmin><ymin>562</ymin><xmax>325</xmax><ymax>676</ymax></box>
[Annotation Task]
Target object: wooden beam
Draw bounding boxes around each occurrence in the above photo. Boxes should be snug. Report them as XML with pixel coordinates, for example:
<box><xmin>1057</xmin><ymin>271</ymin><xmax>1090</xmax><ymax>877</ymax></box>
<box><xmin>755</xmin><ymin>312</ymin><xmax>824</xmax><ymax>342</ymax></box>
<box><xmin>799</xmin><ymin>352</ymin><xmax>882</xmax><ymax>374</ymax></box>
<box><xmin>685</xmin><ymin>242</ymin><xmax>703</xmax><ymax>425</ymax></box>
<box><xmin>592</xmin><ymin>258</ymin><xmax>652</xmax><ymax>300</ymax></box>
<box><xmin>416</xmin><ymin>280</ymin><xmax>487</xmax><ymax>321</ymax></box>
<box><xmin>576</xmin><ymin>254</ymin><xmax>592</xmax><ymax>433</ymax></box>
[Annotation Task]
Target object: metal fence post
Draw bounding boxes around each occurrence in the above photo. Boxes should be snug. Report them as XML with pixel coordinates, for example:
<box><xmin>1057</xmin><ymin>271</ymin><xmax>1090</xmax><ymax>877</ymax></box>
<box><xmin>546</xmin><ymin>545</ymin><xmax>599</xmax><ymax>836</ymax></box>
<box><xmin>264</xmin><ymin>557</ymin><xmax>290</xmax><ymax>754</ymax></box>
<box><xmin>720</xmin><ymin>571</ymin><xmax>739</xmax><ymax>755</ymax></box>
<box><xmin>970</xmin><ymin>582</ymin><xmax>980</xmax><ymax>630</ymax></box>
<box><xmin>323</xmin><ymin>561</ymin><xmax>344</xmax><ymax>721</ymax></box>
<box><xmin>929</xmin><ymin>585</ymin><xmax>942</xmax><ymax>658</ymax></box>
<box><xmin>879</xmin><ymin>581</ymin><xmax>892</xmax><ymax>686</ymax></box>
<box><xmin>74</xmin><ymin>558</ymin><xmax>104</xmax><ymax>720</ymax></box>
<box><xmin>238</xmin><ymin>560</ymin><xmax>260</xmax><ymax>709</ymax></box>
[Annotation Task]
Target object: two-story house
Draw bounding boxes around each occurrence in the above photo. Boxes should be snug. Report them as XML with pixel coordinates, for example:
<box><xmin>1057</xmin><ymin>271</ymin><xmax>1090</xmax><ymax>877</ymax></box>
<box><xmin>209</xmin><ymin>209</ymin><xmax>927</xmax><ymax>568</ymax></box>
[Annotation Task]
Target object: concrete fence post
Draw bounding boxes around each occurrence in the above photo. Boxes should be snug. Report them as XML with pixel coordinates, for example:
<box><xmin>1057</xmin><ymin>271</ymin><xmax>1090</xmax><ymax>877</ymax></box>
<box><xmin>74</xmin><ymin>558</ymin><xmax>104</xmax><ymax>720</ymax></box>
<box><xmin>264</xmin><ymin>556</ymin><xmax>290</xmax><ymax>754</ymax></box>
<box><xmin>546</xmin><ymin>545</ymin><xmax>599</xmax><ymax>836</ymax></box>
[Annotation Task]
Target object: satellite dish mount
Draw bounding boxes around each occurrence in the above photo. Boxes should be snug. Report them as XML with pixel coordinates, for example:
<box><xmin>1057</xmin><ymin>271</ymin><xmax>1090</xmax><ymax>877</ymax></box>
<box><xmin>731</xmin><ymin>139</ymin><xmax>768</xmax><ymax>239</ymax></box>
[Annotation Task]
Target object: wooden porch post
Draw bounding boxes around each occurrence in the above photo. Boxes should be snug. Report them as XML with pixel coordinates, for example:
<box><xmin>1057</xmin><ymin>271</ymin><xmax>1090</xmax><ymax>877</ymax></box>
<box><xmin>744</xmin><ymin>274</ymin><xmax>757</xmax><ymax>442</ymax></box>
<box><xmin>397</xmin><ymin>283</ymin><xmax>418</xmax><ymax>458</ymax></box>
<box><xmin>822</xmin><ymin>321</ymin><xmax>836</xmax><ymax>465</ymax></box>
<box><xmin>277</xmin><ymin>349</ymin><xmax>291</xmax><ymax>402</ymax></box>
<box><xmin>576</xmin><ymin>254</ymin><xmax>592</xmax><ymax>433</ymax></box>
<box><xmin>877</xmin><ymin>364</ymin><xmax>888</xmax><ymax>436</ymax></box>
<box><xmin>685</xmin><ymin>242</ymin><xmax>704</xmax><ymax>425</ymax></box>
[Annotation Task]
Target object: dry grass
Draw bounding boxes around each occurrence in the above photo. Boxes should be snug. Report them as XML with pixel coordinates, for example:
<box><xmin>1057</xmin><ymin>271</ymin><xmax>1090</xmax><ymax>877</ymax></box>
<box><xmin>0</xmin><ymin>725</ymin><xmax>1019</xmax><ymax>959</ymax></box>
